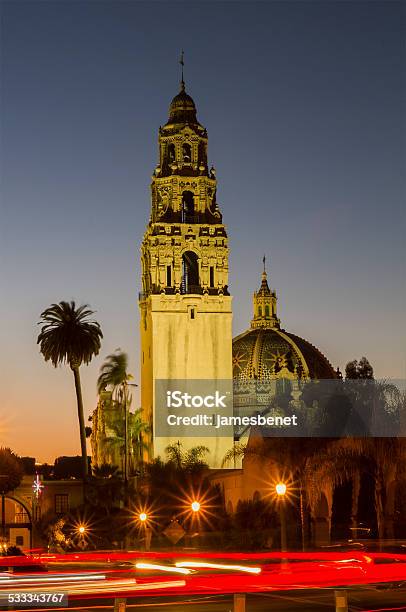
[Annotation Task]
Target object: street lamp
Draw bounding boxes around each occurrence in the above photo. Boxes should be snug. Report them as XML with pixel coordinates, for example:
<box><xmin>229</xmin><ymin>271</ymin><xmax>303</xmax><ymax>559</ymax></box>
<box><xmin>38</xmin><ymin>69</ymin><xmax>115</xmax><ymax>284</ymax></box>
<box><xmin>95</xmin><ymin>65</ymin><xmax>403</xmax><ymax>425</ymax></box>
<box><xmin>138</xmin><ymin>512</ymin><xmax>148</xmax><ymax>523</ymax></box>
<box><xmin>276</xmin><ymin>482</ymin><xmax>287</xmax><ymax>497</ymax></box>
<box><xmin>77</xmin><ymin>525</ymin><xmax>86</xmax><ymax>535</ymax></box>
<box><xmin>275</xmin><ymin>482</ymin><xmax>287</xmax><ymax>555</ymax></box>
<box><xmin>191</xmin><ymin>501</ymin><xmax>201</xmax><ymax>513</ymax></box>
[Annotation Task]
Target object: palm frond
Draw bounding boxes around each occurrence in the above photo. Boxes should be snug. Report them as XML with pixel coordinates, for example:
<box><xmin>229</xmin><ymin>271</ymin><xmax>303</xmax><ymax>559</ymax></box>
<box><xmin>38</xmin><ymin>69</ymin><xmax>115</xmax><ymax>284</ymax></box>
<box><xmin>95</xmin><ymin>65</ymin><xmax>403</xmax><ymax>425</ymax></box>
<box><xmin>37</xmin><ymin>301</ymin><xmax>102</xmax><ymax>367</ymax></box>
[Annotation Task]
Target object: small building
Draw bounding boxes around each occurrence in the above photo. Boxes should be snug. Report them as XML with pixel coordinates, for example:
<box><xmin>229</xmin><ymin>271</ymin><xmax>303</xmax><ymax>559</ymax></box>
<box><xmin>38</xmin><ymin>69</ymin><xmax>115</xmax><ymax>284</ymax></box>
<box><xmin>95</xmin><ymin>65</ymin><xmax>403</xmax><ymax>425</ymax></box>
<box><xmin>1</xmin><ymin>475</ymin><xmax>83</xmax><ymax>550</ymax></box>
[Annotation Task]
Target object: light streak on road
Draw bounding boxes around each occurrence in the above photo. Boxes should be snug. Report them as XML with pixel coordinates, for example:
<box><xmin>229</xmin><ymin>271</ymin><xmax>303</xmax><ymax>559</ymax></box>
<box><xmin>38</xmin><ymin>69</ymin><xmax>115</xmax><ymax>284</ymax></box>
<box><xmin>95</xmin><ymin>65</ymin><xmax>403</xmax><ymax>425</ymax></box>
<box><xmin>0</xmin><ymin>573</ymin><xmax>106</xmax><ymax>584</ymax></box>
<box><xmin>175</xmin><ymin>561</ymin><xmax>261</xmax><ymax>574</ymax></box>
<box><xmin>136</xmin><ymin>563</ymin><xmax>191</xmax><ymax>575</ymax></box>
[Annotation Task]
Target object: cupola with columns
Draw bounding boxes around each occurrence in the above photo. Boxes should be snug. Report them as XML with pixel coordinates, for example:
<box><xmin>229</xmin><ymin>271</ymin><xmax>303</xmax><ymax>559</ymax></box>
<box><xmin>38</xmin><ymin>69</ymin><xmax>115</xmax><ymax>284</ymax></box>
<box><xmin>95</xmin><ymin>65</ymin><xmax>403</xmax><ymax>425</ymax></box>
<box><xmin>251</xmin><ymin>257</ymin><xmax>280</xmax><ymax>329</ymax></box>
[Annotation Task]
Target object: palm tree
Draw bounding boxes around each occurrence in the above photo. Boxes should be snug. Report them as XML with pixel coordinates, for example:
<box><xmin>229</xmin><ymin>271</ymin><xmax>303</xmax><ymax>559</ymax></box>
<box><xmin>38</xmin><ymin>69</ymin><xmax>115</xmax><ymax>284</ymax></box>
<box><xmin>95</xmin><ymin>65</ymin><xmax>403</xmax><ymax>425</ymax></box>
<box><xmin>37</xmin><ymin>301</ymin><xmax>103</xmax><ymax>479</ymax></box>
<box><xmin>165</xmin><ymin>442</ymin><xmax>210</xmax><ymax>473</ymax></box>
<box><xmin>222</xmin><ymin>437</ymin><xmax>329</xmax><ymax>550</ymax></box>
<box><xmin>97</xmin><ymin>349</ymin><xmax>133</xmax><ymax>398</ymax></box>
<box><xmin>97</xmin><ymin>350</ymin><xmax>139</xmax><ymax>502</ymax></box>
<box><xmin>88</xmin><ymin>464</ymin><xmax>124</xmax><ymax>515</ymax></box>
<box><xmin>104</xmin><ymin>408</ymin><xmax>149</xmax><ymax>474</ymax></box>
<box><xmin>307</xmin><ymin>436</ymin><xmax>405</xmax><ymax>541</ymax></box>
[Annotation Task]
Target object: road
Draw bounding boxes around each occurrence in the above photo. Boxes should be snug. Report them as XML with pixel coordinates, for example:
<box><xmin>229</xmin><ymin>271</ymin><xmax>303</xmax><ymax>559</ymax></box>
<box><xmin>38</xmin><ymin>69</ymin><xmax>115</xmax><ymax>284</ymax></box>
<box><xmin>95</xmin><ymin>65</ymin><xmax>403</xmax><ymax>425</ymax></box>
<box><xmin>63</xmin><ymin>588</ymin><xmax>406</xmax><ymax>611</ymax></box>
<box><xmin>2</xmin><ymin>551</ymin><xmax>406</xmax><ymax>611</ymax></box>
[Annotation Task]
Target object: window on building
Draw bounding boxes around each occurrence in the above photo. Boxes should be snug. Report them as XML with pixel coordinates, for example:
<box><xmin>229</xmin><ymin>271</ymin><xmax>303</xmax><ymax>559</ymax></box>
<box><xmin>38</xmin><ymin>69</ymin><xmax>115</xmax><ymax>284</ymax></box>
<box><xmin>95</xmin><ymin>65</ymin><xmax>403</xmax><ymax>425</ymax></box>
<box><xmin>16</xmin><ymin>535</ymin><xmax>24</xmax><ymax>546</ymax></box>
<box><xmin>181</xmin><ymin>251</ymin><xmax>199</xmax><ymax>294</ymax></box>
<box><xmin>168</xmin><ymin>143</ymin><xmax>175</xmax><ymax>163</ymax></box>
<box><xmin>209</xmin><ymin>266</ymin><xmax>215</xmax><ymax>288</ymax></box>
<box><xmin>55</xmin><ymin>494</ymin><xmax>69</xmax><ymax>514</ymax></box>
<box><xmin>182</xmin><ymin>143</ymin><xmax>191</xmax><ymax>162</ymax></box>
<box><xmin>265</xmin><ymin>305</ymin><xmax>270</xmax><ymax>317</ymax></box>
<box><xmin>181</xmin><ymin>191</ymin><xmax>194</xmax><ymax>221</ymax></box>
<box><xmin>198</xmin><ymin>141</ymin><xmax>206</xmax><ymax>166</ymax></box>
<box><xmin>190</xmin><ymin>308</ymin><xmax>195</xmax><ymax>320</ymax></box>
<box><xmin>166</xmin><ymin>265</ymin><xmax>172</xmax><ymax>287</ymax></box>
<box><xmin>258</xmin><ymin>307</ymin><xmax>262</xmax><ymax>317</ymax></box>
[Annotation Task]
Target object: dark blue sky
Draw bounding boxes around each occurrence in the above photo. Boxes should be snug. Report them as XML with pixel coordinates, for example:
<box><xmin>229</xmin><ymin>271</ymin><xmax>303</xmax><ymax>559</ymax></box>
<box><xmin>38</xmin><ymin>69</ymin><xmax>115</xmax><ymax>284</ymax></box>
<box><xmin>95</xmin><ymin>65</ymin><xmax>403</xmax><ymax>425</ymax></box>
<box><xmin>1</xmin><ymin>1</ymin><xmax>405</xmax><ymax>460</ymax></box>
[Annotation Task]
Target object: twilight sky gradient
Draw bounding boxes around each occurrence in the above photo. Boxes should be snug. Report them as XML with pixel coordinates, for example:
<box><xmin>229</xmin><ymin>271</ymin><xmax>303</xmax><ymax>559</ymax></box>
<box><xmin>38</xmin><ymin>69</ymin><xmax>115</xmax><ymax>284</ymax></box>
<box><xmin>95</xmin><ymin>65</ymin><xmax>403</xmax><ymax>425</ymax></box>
<box><xmin>1</xmin><ymin>1</ymin><xmax>405</xmax><ymax>462</ymax></box>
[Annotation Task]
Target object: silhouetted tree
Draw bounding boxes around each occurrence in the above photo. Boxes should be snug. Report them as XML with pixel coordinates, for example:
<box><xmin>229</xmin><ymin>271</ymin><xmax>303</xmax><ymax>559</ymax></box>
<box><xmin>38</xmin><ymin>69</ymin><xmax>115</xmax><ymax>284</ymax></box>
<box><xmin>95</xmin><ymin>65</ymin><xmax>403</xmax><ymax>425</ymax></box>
<box><xmin>345</xmin><ymin>357</ymin><xmax>374</xmax><ymax>380</ymax></box>
<box><xmin>0</xmin><ymin>448</ymin><xmax>23</xmax><ymax>493</ymax></box>
<box><xmin>37</xmin><ymin>301</ymin><xmax>103</xmax><ymax>479</ymax></box>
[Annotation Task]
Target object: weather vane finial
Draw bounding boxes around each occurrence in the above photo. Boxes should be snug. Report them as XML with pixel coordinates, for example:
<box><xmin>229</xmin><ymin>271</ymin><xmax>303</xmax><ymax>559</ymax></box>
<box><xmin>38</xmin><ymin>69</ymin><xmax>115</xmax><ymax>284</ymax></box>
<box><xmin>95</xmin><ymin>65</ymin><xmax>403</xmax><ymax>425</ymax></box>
<box><xmin>180</xmin><ymin>50</ymin><xmax>185</xmax><ymax>91</ymax></box>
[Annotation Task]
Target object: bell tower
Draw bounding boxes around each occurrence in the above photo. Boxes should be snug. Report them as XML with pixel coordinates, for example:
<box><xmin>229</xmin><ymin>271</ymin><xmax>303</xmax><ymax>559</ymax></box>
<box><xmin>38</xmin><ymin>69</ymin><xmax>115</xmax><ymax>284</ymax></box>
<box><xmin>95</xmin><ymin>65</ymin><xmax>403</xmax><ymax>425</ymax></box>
<box><xmin>251</xmin><ymin>257</ymin><xmax>280</xmax><ymax>329</ymax></box>
<box><xmin>140</xmin><ymin>71</ymin><xmax>233</xmax><ymax>466</ymax></box>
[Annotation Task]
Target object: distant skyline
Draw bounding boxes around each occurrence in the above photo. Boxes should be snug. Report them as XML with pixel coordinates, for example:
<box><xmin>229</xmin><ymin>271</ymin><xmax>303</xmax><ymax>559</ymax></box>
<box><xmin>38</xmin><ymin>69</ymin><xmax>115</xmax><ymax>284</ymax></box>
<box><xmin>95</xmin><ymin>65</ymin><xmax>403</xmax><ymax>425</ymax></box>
<box><xmin>1</xmin><ymin>1</ymin><xmax>405</xmax><ymax>461</ymax></box>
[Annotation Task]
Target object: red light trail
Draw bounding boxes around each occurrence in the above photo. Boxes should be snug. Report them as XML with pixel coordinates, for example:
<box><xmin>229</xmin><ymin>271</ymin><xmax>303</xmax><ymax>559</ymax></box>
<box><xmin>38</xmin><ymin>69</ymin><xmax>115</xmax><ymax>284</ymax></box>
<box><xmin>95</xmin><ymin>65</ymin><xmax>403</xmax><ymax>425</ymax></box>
<box><xmin>0</xmin><ymin>550</ymin><xmax>405</xmax><ymax>604</ymax></box>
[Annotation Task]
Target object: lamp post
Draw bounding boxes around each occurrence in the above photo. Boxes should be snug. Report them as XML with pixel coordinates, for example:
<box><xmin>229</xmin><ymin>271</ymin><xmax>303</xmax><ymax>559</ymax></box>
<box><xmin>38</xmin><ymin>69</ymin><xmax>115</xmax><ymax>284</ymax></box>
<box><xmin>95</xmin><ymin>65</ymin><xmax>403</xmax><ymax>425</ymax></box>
<box><xmin>76</xmin><ymin>524</ymin><xmax>87</xmax><ymax>550</ymax></box>
<box><xmin>123</xmin><ymin>381</ymin><xmax>138</xmax><ymax>507</ymax></box>
<box><xmin>275</xmin><ymin>482</ymin><xmax>287</xmax><ymax>558</ymax></box>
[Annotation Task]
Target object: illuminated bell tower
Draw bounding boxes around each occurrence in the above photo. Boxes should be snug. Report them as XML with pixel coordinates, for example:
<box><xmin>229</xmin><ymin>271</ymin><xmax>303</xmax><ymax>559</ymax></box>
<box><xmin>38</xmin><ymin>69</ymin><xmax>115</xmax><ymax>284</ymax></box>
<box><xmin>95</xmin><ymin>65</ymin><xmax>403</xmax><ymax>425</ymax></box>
<box><xmin>140</xmin><ymin>72</ymin><xmax>233</xmax><ymax>466</ymax></box>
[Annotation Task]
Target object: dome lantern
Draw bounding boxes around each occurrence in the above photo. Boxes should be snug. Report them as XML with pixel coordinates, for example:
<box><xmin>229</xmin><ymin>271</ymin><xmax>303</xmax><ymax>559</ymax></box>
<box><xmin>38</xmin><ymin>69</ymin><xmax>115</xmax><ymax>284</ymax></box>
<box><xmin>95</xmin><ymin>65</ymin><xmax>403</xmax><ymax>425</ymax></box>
<box><xmin>251</xmin><ymin>256</ymin><xmax>280</xmax><ymax>329</ymax></box>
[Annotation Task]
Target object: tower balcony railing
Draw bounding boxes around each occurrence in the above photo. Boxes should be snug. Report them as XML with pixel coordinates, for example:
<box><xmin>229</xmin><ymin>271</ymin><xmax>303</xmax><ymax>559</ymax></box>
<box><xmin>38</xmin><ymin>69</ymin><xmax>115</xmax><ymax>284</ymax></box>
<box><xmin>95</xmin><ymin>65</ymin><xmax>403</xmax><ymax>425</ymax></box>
<box><xmin>180</xmin><ymin>284</ymin><xmax>203</xmax><ymax>295</ymax></box>
<box><xmin>140</xmin><ymin>286</ymin><xmax>230</xmax><ymax>299</ymax></box>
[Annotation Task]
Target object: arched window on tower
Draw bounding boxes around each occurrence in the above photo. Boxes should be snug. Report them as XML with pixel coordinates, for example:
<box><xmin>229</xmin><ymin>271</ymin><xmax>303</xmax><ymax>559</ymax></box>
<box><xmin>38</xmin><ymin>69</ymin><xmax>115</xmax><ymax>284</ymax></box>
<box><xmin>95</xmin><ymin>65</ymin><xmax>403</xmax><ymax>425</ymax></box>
<box><xmin>181</xmin><ymin>251</ymin><xmax>199</xmax><ymax>294</ymax></box>
<box><xmin>168</xmin><ymin>143</ymin><xmax>175</xmax><ymax>164</ymax></box>
<box><xmin>258</xmin><ymin>306</ymin><xmax>262</xmax><ymax>317</ymax></box>
<box><xmin>265</xmin><ymin>305</ymin><xmax>270</xmax><ymax>318</ymax></box>
<box><xmin>198</xmin><ymin>141</ymin><xmax>206</xmax><ymax>167</ymax></box>
<box><xmin>182</xmin><ymin>143</ymin><xmax>191</xmax><ymax>163</ymax></box>
<box><xmin>181</xmin><ymin>191</ymin><xmax>195</xmax><ymax>222</ymax></box>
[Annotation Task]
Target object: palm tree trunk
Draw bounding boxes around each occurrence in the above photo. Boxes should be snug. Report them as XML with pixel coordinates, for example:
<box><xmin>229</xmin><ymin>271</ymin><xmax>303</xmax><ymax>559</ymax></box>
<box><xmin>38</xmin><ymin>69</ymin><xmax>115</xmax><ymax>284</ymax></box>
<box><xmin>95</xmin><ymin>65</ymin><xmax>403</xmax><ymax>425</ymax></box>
<box><xmin>72</xmin><ymin>365</ymin><xmax>89</xmax><ymax>479</ymax></box>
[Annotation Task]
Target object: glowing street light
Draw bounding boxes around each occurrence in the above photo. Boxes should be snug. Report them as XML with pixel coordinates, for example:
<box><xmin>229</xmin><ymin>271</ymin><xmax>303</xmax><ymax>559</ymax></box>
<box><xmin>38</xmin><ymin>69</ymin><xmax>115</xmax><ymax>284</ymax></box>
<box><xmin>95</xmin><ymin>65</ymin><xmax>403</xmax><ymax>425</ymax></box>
<box><xmin>275</xmin><ymin>482</ymin><xmax>287</xmax><ymax>557</ymax></box>
<box><xmin>139</xmin><ymin>512</ymin><xmax>148</xmax><ymax>523</ymax></box>
<box><xmin>275</xmin><ymin>482</ymin><xmax>287</xmax><ymax>496</ymax></box>
<box><xmin>191</xmin><ymin>501</ymin><xmax>201</xmax><ymax>513</ymax></box>
<box><xmin>77</xmin><ymin>525</ymin><xmax>86</xmax><ymax>535</ymax></box>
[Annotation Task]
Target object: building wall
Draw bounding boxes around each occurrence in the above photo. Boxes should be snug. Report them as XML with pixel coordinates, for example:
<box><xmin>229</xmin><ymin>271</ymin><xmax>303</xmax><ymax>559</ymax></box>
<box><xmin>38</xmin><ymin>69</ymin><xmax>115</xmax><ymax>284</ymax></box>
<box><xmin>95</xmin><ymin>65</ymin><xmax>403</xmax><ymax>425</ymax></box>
<box><xmin>141</xmin><ymin>293</ymin><xmax>234</xmax><ymax>467</ymax></box>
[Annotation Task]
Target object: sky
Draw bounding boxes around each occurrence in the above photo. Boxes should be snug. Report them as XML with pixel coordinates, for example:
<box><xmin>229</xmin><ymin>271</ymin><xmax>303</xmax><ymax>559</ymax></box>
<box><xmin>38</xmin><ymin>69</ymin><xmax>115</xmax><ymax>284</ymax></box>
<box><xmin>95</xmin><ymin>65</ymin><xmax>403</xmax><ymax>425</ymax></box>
<box><xmin>1</xmin><ymin>1</ymin><xmax>405</xmax><ymax>462</ymax></box>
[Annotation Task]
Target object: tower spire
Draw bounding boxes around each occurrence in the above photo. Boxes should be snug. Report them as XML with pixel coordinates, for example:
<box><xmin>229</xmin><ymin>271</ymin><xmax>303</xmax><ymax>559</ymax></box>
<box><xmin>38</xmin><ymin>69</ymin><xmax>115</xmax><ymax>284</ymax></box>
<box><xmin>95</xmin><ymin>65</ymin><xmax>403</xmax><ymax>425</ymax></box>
<box><xmin>179</xmin><ymin>50</ymin><xmax>185</xmax><ymax>92</ymax></box>
<box><xmin>251</xmin><ymin>257</ymin><xmax>280</xmax><ymax>329</ymax></box>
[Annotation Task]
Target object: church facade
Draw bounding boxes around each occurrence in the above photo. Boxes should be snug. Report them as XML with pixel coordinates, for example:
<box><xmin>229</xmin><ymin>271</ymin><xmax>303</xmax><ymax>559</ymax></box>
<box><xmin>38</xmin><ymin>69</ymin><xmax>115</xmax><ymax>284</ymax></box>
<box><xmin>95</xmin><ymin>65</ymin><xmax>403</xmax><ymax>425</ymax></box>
<box><xmin>138</xmin><ymin>77</ymin><xmax>336</xmax><ymax>467</ymax></box>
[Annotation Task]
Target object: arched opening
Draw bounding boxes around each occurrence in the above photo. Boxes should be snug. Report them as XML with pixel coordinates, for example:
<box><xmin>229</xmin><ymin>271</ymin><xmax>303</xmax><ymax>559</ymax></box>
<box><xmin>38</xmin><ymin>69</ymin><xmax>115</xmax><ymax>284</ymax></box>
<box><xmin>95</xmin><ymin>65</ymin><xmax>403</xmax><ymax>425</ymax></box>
<box><xmin>198</xmin><ymin>142</ymin><xmax>206</xmax><ymax>166</ymax></box>
<box><xmin>182</xmin><ymin>143</ymin><xmax>191</xmax><ymax>162</ymax></box>
<box><xmin>265</xmin><ymin>305</ymin><xmax>270</xmax><ymax>318</ymax></box>
<box><xmin>1</xmin><ymin>496</ymin><xmax>32</xmax><ymax>550</ymax></box>
<box><xmin>395</xmin><ymin>478</ymin><xmax>406</xmax><ymax>538</ymax></box>
<box><xmin>181</xmin><ymin>191</ymin><xmax>195</xmax><ymax>222</ymax></box>
<box><xmin>181</xmin><ymin>251</ymin><xmax>199</xmax><ymax>294</ymax></box>
<box><xmin>258</xmin><ymin>306</ymin><xmax>262</xmax><ymax>317</ymax></box>
<box><xmin>168</xmin><ymin>143</ymin><xmax>175</xmax><ymax>164</ymax></box>
<box><xmin>313</xmin><ymin>492</ymin><xmax>330</xmax><ymax>546</ymax></box>
<box><xmin>331</xmin><ymin>481</ymin><xmax>352</xmax><ymax>541</ymax></box>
